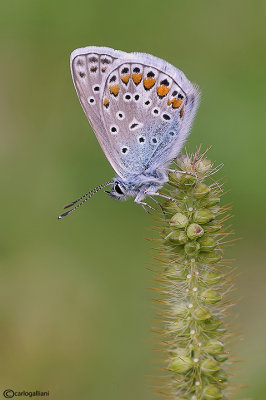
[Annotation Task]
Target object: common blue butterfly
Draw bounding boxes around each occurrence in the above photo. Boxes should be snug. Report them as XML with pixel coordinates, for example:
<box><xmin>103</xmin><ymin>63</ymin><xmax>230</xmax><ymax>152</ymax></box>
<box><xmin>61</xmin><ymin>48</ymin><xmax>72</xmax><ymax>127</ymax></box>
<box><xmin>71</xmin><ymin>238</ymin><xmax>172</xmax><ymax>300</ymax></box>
<box><xmin>58</xmin><ymin>46</ymin><xmax>200</xmax><ymax>219</ymax></box>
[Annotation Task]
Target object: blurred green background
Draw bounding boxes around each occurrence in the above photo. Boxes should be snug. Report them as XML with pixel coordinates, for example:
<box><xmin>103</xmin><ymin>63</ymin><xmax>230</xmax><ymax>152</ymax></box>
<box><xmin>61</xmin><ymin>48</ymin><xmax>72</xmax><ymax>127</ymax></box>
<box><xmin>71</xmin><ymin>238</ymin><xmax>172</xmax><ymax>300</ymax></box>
<box><xmin>0</xmin><ymin>1</ymin><xmax>265</xmax><ymax>399</ymax></box>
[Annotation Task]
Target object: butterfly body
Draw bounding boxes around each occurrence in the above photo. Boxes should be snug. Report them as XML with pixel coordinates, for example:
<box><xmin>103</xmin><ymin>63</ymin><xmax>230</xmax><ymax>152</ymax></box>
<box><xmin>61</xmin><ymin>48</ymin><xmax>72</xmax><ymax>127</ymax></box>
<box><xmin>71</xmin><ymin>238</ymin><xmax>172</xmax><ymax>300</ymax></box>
<box><xmin>108</xmin><ymin>167</ymin><xmax>168</xmax><ymax>203</ymax></box>
<box><xmin>58</xmin><ymin>47</ymin><xmax>200</xmax><ymax>218</ymax></box>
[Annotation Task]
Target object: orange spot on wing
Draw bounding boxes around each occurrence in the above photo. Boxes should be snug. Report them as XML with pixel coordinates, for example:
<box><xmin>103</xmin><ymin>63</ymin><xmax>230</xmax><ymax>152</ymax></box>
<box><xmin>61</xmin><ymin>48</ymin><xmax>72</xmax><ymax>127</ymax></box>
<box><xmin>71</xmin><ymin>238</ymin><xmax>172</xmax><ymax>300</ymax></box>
<box><xmin>121</xmin><ymin>74</ymin><xmax>130</xmax><ymax>84</ymax></box>
<box><xmin>143</xmin><ymin>77</ymin><xmax>156</xmax><ymax>90</ymax></box>
<box><xmin>103</xmin><ymin>97</ymin><xmax>109</xmax><ymax>108</ymax></box>
<box><xmin>109</xmin><ymin>84</ymin><xmax>119</xmax><ymax>96</ymax></box>
<box><xmin>157</xmin><ymin>85</ymin><xmax>170</xmax><ymax>97</ymax></box>
<box><xmin>168</xmin><ymin>98</ymin><xmax>183</xmax><ymax>109</ymax></box>
<box><xmin>180</xmin><ymin>106</ymin><xmax>184</xmax><ymax>117</ymax></box>
<box><xmin>132</xmin><ymin>73</ymin><xmax>142</xmax><ymax>85</ymax></box>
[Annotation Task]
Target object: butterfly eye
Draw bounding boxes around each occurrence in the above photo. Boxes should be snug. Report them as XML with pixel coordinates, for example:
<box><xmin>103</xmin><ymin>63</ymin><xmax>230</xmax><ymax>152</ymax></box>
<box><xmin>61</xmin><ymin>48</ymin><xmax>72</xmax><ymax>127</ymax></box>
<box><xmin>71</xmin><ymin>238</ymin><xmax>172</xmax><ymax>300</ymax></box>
<box><xmin>114</xmin><ymin>183</ymin><xmax>124</xmax><ymax>195</ymax></box>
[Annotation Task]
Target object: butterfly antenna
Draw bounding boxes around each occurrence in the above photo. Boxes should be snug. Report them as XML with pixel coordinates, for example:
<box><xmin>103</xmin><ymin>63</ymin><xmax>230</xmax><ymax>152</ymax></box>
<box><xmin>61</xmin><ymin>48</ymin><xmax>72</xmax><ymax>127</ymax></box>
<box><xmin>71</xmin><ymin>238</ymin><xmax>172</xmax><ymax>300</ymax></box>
<box><xmin>58</xmin><ymin>180</ymin><xmax>113</xmax><ymax>220</ymax></box>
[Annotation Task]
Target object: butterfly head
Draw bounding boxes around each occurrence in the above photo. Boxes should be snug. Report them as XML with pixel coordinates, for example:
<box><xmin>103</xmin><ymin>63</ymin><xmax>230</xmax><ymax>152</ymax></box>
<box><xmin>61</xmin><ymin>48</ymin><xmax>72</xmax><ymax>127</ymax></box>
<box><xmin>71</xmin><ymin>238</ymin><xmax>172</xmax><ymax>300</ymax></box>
<box><xmin>105</xmin><ymin>179</ymin><xmax>131</xmax><ymax>201</ymax></box>
<box><xmin>58</xmin><ymin>171</ymin><xmax>169</xmax><ymax>219</ymax></box>
<box><xmin>105</xmin><ymin>171</ymin><xmax>168</xmax><ymax>202</ymax></box>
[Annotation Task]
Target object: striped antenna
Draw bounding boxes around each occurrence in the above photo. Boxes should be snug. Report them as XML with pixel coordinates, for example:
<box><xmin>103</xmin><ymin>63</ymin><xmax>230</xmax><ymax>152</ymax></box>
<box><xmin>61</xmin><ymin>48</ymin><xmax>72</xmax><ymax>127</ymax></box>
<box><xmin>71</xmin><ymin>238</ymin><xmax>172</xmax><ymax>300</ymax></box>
<box><xmin>58</xmin><ymin>180</ymin><xmax>113</xmax><ymax>219</ymax></box>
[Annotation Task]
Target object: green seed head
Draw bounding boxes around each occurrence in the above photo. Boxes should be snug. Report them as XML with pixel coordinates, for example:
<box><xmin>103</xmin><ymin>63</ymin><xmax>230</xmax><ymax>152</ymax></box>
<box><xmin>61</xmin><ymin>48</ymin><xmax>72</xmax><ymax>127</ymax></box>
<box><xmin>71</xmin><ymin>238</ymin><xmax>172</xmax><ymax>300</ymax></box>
<box><xmin>164</xmin><ymin>200</ymin><xmax>182</xmax><ymax>214</ymax></box>
<box><xmin>199</xmin><ymin>251</ymin><xmax>222</xmax><ymax>264</ymax></box>
<box><xmin>201</xmin><ymin>289</ymin><xmax>222</xmax><ymax>304</ymax></box>
<box><xmin>193</xmin><ymin>306</ymin><xmax>211</xmax><ymax>320</ymax></box>
<box><xmin>194</xmin><ymin>209</ymin><xmax>214</xmax><ymax>224</ymax></box>
<box><xmin>170</xmin><ymin>213</ymin><xmax>188</xmax><ymax>228</ymax></box>
<box><xmin>168</xmin><ymin>171</ymin><xmax>183</xmax><ymax>185</ymax></box>
<box><xmin>204</xmin><ymin>339</ymin><xmax>224</xmax><ymax>354</ymax></box>
<box><xmin>157</xmin><ymin>150</ymin><xmax>233</xmax><ymax>398</ymax></box>
<box><xmin>171</xmin><ymin>302</ymin><xmax>189</xmax><ymax>317</ymax></box>
<box><xmin>166</xmin><ymin>266</ymin><xmax>188</xmax><ymax>281</ymax></box>
<box><xmin>193</xmin><ymin>183</ymin><xmax>211</xmax><ymax>198</ymax></box>
<box><xmin>168</xmin><ymin>230</ymin><xmax>188</xmax><ymax>245</ymax></box>
<box><xmin>201</xmin><ymin>196</ymin><xmax>221</xmax><ymax>207</ymax></box>
<box><xmin>204</xmin><ymin>221</ymin><xmax>223</xmax><ymax>233</ymax></box>
<box><xmin>163</xmin><ymin>200</ymin><xmax>182</xmax><ymax>214</ymax></box>
<box><xmin>216</xmin><ymin>370</ymin><xmax>228</xmax><ymax>383</ymax></box>
<box><xmin>181</xmin><ymin>173</ymin><xmax>197</xmax><ymax>186</ymax></box>
<box><xmin>215</xmin><ymin>353</ymin><xmax>228</xmax><ymax>362</ymax></box>
<box><xmin>184</xmin><ymin>241</ymin><xmax>201</xmax><ymax>256</ymax></box>
<box><xmin>203</xmin><ymin>385</ymin><xmax>222</xmax><ymax>399</ymax></box>
<box><xmin>178</xmin><ymin>155</ymin><xmax>193</xmax><ymax>172</ymax></box>
<box><xmin>169</xmin><ymin>354</ymin><xmax>193</xmax><ymax>374</ymax></box>
<box><xmin>169</xmin><ymin>320</ymin><xmax>188</xmax><ymax>333</ymax></box>
<box><xmin>198</xmin><ymin>235</ymin><xmax>217</xmax><ymax>252</ymax></box>
<box><xmin>203</xmin><ymin>316</ymin><xmax>223</xmax><ymax>331</ymax></box>
<box><xmin>195</xmin><ymin>158</ymin><xmax>213</xmax><ymax>174</ymax></box>
<box><xmin>203</xmin><ymin>271</ymin><xmax>223</xmax><ymax>285</ymax></box>
<box><xmin>187</xmin><ymin>223</ymin><xmax>204</xmax><ymax>239</ymax></box>
<box><xmin>201</xmin><ymin>358</ymin><xmax>220</xmax><ymax>374</ymax></box>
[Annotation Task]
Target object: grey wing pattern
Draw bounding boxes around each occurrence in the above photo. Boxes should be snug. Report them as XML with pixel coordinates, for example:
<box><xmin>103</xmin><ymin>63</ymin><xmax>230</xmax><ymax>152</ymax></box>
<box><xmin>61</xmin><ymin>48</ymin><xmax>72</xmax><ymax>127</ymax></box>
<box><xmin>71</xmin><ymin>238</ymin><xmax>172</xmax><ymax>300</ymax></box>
<box><xmin>70</xmin><ymin>46</ymin><xmax>129</xmax><ymax>177</ymax></box>
<box><xmin>71</xmin><ymin>47</ymin><xmax>200</xmax><ymax>180</ymax></box>
<box><xmin>99</xmin><ymin>52</ymin><xmax>200</xmax><ymax>178</ymax></box>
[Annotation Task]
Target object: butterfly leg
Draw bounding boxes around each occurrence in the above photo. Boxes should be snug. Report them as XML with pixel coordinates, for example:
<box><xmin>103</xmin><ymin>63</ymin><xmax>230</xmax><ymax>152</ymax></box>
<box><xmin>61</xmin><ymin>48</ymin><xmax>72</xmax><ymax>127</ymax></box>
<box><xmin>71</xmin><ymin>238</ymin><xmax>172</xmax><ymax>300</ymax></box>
<box><xmin>134</xmin><ymin>198</ymin><xmax>156</xmax><ymax>213</ymax></box>
<box><xmin>166</xmin><ymin>168</ymin><xmax>197</xmax><ymax>177</ymax></box>
<box><xmin>145</xmin><ymin>191</ymin><xmax>179</xmax><ymax>205</ymax></box>
<box><xmin>149</xmin><ymin>196</ymin><xmax>165</xmax><ymax>213</ymax></box>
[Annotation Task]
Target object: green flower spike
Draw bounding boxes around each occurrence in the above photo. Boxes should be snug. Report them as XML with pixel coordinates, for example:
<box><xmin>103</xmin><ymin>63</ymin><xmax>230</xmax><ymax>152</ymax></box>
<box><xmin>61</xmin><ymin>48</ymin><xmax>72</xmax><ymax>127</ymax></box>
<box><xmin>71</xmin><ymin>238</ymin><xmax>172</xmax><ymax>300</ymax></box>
<box><xmin>152</xmin><ymin>149</ymin><xmax>237</xmax><ymax>400</ymax></box>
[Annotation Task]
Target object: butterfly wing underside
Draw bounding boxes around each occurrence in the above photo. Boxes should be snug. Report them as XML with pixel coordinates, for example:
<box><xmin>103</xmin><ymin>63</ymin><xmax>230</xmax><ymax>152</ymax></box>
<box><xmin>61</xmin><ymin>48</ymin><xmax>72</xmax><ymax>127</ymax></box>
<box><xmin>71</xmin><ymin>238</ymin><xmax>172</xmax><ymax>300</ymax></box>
<box><xmin>71</xmin><ymin>47</ymin><xmax>200</xmax><ymax>179</ymax></box>
<box><xmin>71</xmin><ymin>46</ymin><xmax>128</xmax><ymax>177</ymax></box>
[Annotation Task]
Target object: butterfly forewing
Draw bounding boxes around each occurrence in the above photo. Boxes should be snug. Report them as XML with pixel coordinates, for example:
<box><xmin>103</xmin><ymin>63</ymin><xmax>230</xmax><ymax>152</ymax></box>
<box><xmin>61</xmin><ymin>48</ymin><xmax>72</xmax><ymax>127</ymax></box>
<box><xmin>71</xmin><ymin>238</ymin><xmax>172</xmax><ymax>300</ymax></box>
<box><xmin>71</xmin><ymin>47</ymin><xmax>129</xmax><ymax>176</ymax></box>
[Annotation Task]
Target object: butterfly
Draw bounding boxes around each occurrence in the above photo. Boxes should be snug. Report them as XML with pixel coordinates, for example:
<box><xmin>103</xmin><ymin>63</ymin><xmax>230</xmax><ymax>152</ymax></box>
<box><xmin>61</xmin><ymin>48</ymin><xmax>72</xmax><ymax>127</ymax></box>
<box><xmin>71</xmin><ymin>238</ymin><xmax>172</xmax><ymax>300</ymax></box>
<box><xmin>58</xmin><ymin>46</ymin><xmax>200</xmax><ymax>219</ymax></box>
